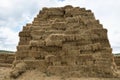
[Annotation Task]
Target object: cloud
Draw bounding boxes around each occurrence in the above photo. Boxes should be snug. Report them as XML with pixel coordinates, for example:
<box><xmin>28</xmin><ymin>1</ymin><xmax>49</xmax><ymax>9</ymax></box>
<box><xmin>0</xmin><ymin>0</ymin><xmax>120</xmax><ymax>53</ymax></box>
<box><xmin>0</xmin><ymin>27</ymin><xmax>18</xmax><ymax>51</ymax></box>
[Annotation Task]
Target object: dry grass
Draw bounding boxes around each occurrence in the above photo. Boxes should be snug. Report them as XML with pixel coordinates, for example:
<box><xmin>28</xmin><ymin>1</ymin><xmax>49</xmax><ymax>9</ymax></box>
<box><xmin>0</xmin><ymin>67</ymin><xmax>120</xmax><ymax>80</ymax></box>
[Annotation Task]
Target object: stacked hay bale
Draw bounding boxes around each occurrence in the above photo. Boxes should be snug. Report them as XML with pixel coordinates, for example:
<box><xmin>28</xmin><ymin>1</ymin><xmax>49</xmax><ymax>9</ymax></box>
<box><xmin>16</xmin><ymin>24</ymin><xmax>32</xmax><ymax>59</ymax></box>
<box><xmin>0</xmin><ymin>53</ymin><xmax>15</xmax><ymax>67</ymax></box>
<box><xmin>114</xmin><ymin>55</ymin><xmax>120</xmax><ymax>69</ymax></box>
<box><xmin>14</xmin><ymin>5</ymin><xmax>118</xmax><ymax>78</ymax></box>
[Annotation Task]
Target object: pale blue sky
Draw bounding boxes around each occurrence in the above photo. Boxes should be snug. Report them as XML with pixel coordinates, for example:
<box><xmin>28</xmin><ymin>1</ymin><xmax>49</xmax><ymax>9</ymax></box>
<box><xmin>0</xmin><ymin>0</ymin><xmax>120</xmax><ymax>53</ymax></box>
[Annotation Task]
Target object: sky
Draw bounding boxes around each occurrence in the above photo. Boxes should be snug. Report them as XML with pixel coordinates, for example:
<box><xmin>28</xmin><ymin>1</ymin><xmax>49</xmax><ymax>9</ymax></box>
<box><xmin>0</xmin><ymin>0</ymin><xmax>120</xmax><ymax>53</ymax></box>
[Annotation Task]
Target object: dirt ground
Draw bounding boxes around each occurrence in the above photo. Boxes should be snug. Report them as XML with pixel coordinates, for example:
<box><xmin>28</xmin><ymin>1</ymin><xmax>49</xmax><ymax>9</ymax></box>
<box><xmin>0</xmin><ymin>67</ymin><xmax>120</xmax><ymax>80</ymax></box>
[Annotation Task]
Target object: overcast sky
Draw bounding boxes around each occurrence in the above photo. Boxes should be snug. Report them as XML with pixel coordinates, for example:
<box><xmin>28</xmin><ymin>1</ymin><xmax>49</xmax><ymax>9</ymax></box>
<box><xmin>0</xmin><ymin>0</ymin><xmax>120</xmax><ymax>53</ymax></box>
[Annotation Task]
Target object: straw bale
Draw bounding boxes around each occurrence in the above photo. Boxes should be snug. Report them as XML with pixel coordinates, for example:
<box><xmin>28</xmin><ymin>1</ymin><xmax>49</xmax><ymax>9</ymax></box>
<box><xmin>41</xmin><ymin>9</ymin><xmax>63</xmax><ymax>19</ymax></box>
<box><xmin>30</xmin><ymin>46</ymin><xmax>38</xmax><ymax>51</ymax></box>
<box><xmin>78</xmin><ymin>40</ymin><xmax>92</xmax><ymax>46</ymax></box>
<box><xmin>53</xmin><ymin>18</ymin><xmax>65</xmax><ymax>22</ymax></box>
<box><xmin>78</xmin><ymin>43</ymin><xmax>101</xmax><ymax>52</ymax></box>
<box><xmin>33</xmin><ymin>17</ymin><xmax>40</xmax><ymax>21</ymax></box>
<box><xmin>62</xmin><ymin>44</ymin><xmax>71</xmax><ymax>52</ymax></box>
<box><xmin>31</xmin><ymin>30</ymin><xmax>45</xmax><ymax>36</ymax></box>
<box><xmin>31</xmin><ymin>35</ymin><xmax>44</xmax><ymax>40</ymax></box>
<box><xmin>66</xmin><ymin>23</ymin><xmax>81</xmax><ymax>29</ymax></box>
<box><xmin>72</xmin><ymin>10</ymin><xmax>82</xmax><ymax>16</ymax></box>
<box><xmin>26</xmin><ymin>23</ymin><xmax>32</xmax><ymax>27</ymax></box>
<box><xmin>91</xmin><ymin>43</ymin><xmax>102</xmax><ymax>51</ymax></box>
<box><xmin>46</xmin><ymin>8</ymin><xmax>64</xmax><ymax>16</ymax></box>
<box><xmin>30</xmin><ymin>40</ymin><xmax>45</xmax><ymax>47</ymax></box>
<box><xmin>10</xmin><ymin>62</ymin><xmax>27</xmax><ymax>78</ymax></box>
<box><xmin>42</xmin><ymin>7</ymin><xmax>49</xmax><ymax>11</ymax></box>
<box><xmin>4</xmin><ymin>59</ymin><xmax>14</xmax><ymax>64</ymax></box>
<box><xmin>19</xmin><ymin>31</ymin><xmax>31</xmax><ymax>37</ymax></box>
<box><xmin>23</xmin><ymin>26</ymin><xmax>31</xmax><ymax>31</ymax></box>
<box><xmin>65</xmin><ymin>29</ymin><xmax>80</xmax><ymax>34</ymax></box>
<box><xmin>51</xmin><ymin>22</ymin><xmax>67</xmax><ymax>30</ymax></box>
<box><xmin>82</xmin><ymin>45</ymin><xmax>92</xmax><ymax>51</ymax></box>
<box><xmin>45</xmin><ymin>37</ymin><xmax>63</xmax><ymax>47</ymax></box>
<box><xmin>0</xmin><ymin>59</ymin><xmax>6</xmax><ymax>63</ymax></box>
<box><xmin>64</xmin><ymin>8</ymin><xmax>73</xmax><ymax>17</ymax></box>
<box><xmin>45</xmin><ymin>30</ymin><xmax>64</xmax><ymax>35</ymax></box>
<box><xmin>64</xmin><ymin>35</ymin><xmax>75</xmax><ymax>41</ymax></box>
<box><xmin>29</xmin><ymin>51</ymin><xmax>47</xmax><ymax>59</ymax></box>
<box><xmin>0</xmin><ymin>63</ymin><xmax>12</xmax><ymax>67</ymax></box>
<box><xmin>22</xmin><ymin>60</ymin><xmax>48</xmax><ymax>72</ymax></box>
<box><xmin>64</xmin><ymin>6</ymin><xmax>83</xmax><ymax>17</ymax></box>
<box><xmin>19</xmin><ymin>37</ymin><xmax>25</xmax><ymax>41</ymax></box>
<box><xmin>48</xmin><ymin>34</ymin><xmax>65</xmax><ymax>41</ymax></box>
<box><xmin>7</xmin><ymin>54</ymin><xmax>15</xmax><ymax>59</ymax></box>
<box><xmin>41</xmin><ymin>46</ymin><xmax>62</xmax><ymax>53</ymax></box>
<box><xmin>90</xmin><ymin>29</ymin><xmax>107</xmax><ymax>39</ymax></box>
<box><xmin>90</xmin><ymin>34</ymin><xmax>99</xmax><ymax>40</ymax></box>
<box><xmin>63</xmin><ymin>56</ymin><xmax>77</xmax><ymax>66</ymax></box>
<box><xmin>20</xmin><ymin>37</ymin><xmax>31</xmax><ymax>41</ymax></box>
<box><xmin>65</xmin><ymin>16</ymin><xmax>83</xmax><ymax>23</ymax></box>
<box><xmin>78</xmin><ymin>55</ymin><xmax>93</xmax><ymax>61</ymax></box>
<box><xmin>66</xmin><ymin>49</ymin><xmax>80</xmax><ymax>56</ymax></box>
<box><xmin>16</xmin><ymin>51</ymin><xmax>28</xmax><ymax>59</ymax></box>
<box><xmin>45</xmin><ymin>55</ymin><xmax>57</xmax><ymax>63</ymax></box>
<box><xmin>30</xmin><ymin>25</ymin><xmax>51</xmax><ymax>30</ymax></box>
<box><xmin>18</xmin><ymin>41</ymin><xmax>29</xmax><ymax>45</ymax></box>
<box><xmin>17</xmin><ymin>45</ymin><xmax>30</xmax><ymax>51</ymax></box>
<box><xmin>47</xmin><ymin>66</ymin><xmax>69</xmax><ymax>76</ymax></box>
<box><xmin>100</xmin><ymin>39</ymin><xmax>111</xmax><ymax>47</ymax></box>
<box><xmin>32</xmin><ymin>21</ymin><xmax>40</xmax><ymax>26</ymax></box>
<box><xmin>30</xmin><ymin>26</ymin><xmax>41</xmax><ymax>30</ymax></box>
<box><xmin>0</xmin><ymin>54</ymin><xmax>8</xmax><ymax>59</ymax></box>
<box><xmin>101</xmin><ymin>48</ymin><xmax>112</xmax><ymax>55</ymax></box>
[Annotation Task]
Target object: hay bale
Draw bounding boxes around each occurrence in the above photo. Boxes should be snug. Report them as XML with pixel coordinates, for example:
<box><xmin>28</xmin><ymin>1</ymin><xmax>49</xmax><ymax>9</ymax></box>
<box><xmin>91</xmin><ymin>43</ymin><xmax>102</xmax><ymax>51</ymax></box>
<box><xmin>64</xmin><ymin>35</ymin><xmax>75</xmax><ymax>41</ymax></box>
<box><xmin>45</xmin><ymin>55</ymin><xmax>56</xmax><ymax>63</ymax></box>
<box><xmin>22</xmin><ymin>60</ymin><xmax>48</xmax><ymax>72</ymax></box>
<box><xmin>47</xmin><ymin>66</ymin><xmax>69</xmax><ymax>76</ymax></box>
<box><xmin>45</xmin><ymin>36</ymin><xmax>63</xmax><ymax>47</ymax></box>
<box><xmin>65</xmin><ymin>7</ymin><xmax>84</xmax><ymax>17</ymax></box>
<box><xmin>18</xmin><ymin>41</ymin><xmax>29</xmax><ymax>45</ymax></box>
<box><xmin>48</xmin><ymin>34</ymin><xmax>65</xmax><ymax>41</ymax></box>
<box><xmin>63</xmin><ymin>56</ymin><xmax>77</xmax><ymax>66</ymax></box>
<box><xmin>65</xmin><ymin>29</ymin><xmax>80</xmax><ymax>34</ymax></box>
<box><xmin>29</xmin><ymin>51</ymin><xmax>47</xmax><ymax>59</ymax></box>
<box><xmin>51</xmin><ymin>22</ymin><xmax>67</xmax><ymax>30</ymax></box>
<box><xmin>10</xmin><ymin>62</ymin><xmax>27</xmax><ymax>78</ymax></box>
<box><xmin>16</xmin><ymin>51</ymin><xmax>28</xmax><ymax>59</ymax></box>
<box><xmin>33</xmin><ymin>17</ymin><xmax>40</xmax><ymax>21</ymax></box>
<box><xmin>31</xmin><ymin>30</ymin><xmax>45</xmax><ymax>36</ymax></box>
<box><xmin>46</xmin><ymin>8</ymin><xmax>64</xmax><ymax>16</ymax></box>
<box><xmin>17</xmin><ymin>45</ymin><xmax>30</xmax><ymax>51</ymax></box>
<box><xmin>30</xmin><ymin>40</ymin><xmax>45</xmax><ymax>47</ymax></box>
<box><xmin>19</xmin><ymin>31</ymin><xmax>31</xmax><ymax>37</ymax></box>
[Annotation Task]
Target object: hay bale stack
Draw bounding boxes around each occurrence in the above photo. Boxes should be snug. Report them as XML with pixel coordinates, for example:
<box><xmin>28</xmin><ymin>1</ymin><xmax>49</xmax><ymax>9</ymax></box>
<box><xmin>14</xmin><ymin>5</ymin><xmax>118</xmax><ymax>78</ymax></box>
<box><xmin>0</xmin><ymin>53</ymin><xmax>15</xmax><ymax>67</ymax></box>
<box><xmin>114</xmin><ymin>56</ymin><xmax>120</xmax><ymax>69</ymax></box>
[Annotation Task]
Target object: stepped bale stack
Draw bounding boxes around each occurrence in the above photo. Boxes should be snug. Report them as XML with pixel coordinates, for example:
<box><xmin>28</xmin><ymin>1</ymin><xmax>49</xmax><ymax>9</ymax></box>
<box><xmin>15</xmin><ymin>5</ymin><xmax>118</xmax><ymax>77</ymax></box>
<box><xmin>0</xmin><ymin>53</ymin><xmax>15</xmax><ymax>67</ymax></box>
<box><xmin>114</xmin><ymin>56</ymin><xmax>120</xmax><ymax>69</ymax></box>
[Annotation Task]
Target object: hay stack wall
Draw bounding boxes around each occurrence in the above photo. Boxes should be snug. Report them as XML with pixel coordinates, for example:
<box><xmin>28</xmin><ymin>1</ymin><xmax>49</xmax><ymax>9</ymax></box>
<box><xmin>114</xmin><ymin>56</ymin><xmax>120</xmax><ymax>69</ymax></box>
<box><xmin>0</xmin><ymin>53</ymin><xmax>15</xmax><ymax>67</ymax></box>
<box><xmin>15</xmin><ymin>5</ymin><xmax>117</xmax><ymax>77</ymax></box>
